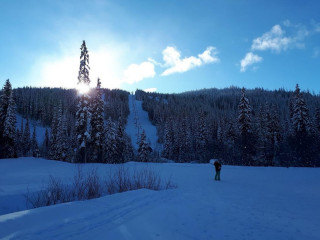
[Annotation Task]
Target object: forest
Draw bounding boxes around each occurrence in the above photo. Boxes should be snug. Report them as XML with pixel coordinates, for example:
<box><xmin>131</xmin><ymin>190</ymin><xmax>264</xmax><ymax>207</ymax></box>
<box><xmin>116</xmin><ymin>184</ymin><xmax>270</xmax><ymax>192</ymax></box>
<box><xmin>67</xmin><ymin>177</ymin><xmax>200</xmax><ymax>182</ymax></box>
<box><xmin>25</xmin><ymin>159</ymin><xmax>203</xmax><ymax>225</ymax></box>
<box><xmin>136</xmin><ymin>85</ymin><xmax>320</xmax><ymax>167</ymax></box>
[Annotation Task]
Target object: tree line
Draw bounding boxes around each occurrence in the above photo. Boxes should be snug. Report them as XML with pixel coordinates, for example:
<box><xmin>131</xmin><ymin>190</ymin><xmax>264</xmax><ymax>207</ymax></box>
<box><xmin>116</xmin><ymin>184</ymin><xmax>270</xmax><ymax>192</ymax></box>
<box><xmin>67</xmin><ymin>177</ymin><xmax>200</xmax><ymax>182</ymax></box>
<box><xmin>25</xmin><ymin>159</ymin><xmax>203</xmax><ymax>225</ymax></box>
<box><xmin>136</xmin><ymin>85</ymin><xmax>320</xmax><ymax>167</ymax></box>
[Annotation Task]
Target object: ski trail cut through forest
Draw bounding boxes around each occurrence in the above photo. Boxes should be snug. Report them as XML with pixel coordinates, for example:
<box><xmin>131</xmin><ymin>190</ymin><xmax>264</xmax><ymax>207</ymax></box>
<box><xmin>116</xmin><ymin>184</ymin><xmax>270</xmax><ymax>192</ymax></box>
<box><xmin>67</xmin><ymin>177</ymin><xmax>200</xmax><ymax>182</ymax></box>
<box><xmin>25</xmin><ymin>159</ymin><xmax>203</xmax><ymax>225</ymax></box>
<box><xmin>125</xmin><ymin>94</ymin><xmax>161</xmax><ymax>151</ymax></box>
<box><xmin>16</xmin><ymin>114</ymin><xmax>47</xmax><ymax>145</ymax></box>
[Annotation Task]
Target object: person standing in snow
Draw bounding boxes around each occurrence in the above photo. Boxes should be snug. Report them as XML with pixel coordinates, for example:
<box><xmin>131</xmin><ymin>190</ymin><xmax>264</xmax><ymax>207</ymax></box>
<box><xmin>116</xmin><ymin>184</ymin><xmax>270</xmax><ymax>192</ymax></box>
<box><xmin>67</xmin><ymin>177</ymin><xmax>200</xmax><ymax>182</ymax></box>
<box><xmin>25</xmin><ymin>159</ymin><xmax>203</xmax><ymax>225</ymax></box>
<box><xmin>214</xmin><ymin>160</ymin><xmax>222</xmax><ymax>181</ymax></box>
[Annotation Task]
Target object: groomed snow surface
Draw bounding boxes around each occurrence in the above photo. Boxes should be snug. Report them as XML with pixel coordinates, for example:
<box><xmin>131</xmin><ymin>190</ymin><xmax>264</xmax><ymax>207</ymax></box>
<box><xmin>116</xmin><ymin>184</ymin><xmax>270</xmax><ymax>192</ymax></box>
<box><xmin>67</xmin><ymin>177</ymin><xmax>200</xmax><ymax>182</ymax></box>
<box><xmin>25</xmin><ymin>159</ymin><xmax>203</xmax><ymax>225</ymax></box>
<box><xmin>1</xmin><ymin>158</ymin><xmax>320</xmax><ymax>240</ymax></box>
<box><xmin>125</xmin><ymin>95</ymin><xmax>162</xmax><ymax>151</ymax></box>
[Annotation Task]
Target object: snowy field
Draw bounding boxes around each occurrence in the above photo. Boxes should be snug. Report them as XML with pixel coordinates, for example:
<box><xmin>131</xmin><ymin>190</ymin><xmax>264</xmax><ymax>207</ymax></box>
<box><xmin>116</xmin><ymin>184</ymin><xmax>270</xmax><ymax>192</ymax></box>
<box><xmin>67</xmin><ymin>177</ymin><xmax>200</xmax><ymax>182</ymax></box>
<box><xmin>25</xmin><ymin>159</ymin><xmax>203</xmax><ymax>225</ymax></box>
<box><xmin>1</xmin><ymin>158</ymin><xmax>320</xmax><ymax>240</ymax></box>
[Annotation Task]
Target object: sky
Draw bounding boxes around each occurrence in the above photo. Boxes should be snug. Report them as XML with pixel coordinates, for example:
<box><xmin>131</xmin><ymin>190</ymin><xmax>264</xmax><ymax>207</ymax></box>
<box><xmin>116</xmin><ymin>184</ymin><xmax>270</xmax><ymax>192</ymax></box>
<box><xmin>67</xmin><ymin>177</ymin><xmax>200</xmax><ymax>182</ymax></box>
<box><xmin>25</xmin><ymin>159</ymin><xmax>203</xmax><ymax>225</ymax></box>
<box><xmin>0</xmin><ymin>0</ymin><xmax>320</xmax><ymax>94</ymax></box>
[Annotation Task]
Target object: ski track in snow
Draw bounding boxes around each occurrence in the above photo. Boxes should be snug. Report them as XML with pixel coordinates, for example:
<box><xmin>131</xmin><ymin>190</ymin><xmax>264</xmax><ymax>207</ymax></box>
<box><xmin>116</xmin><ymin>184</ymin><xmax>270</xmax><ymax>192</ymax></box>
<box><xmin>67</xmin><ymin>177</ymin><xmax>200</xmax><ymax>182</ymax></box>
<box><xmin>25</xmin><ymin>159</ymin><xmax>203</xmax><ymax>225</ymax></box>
<box><xmin>125</xmin><ymin>94</ymin><xmax>161</xmax><ymax>151</ymax></box>
<box><xmin>1</xmin><ymin>158</ymin><xmax>320</xmax><ymax>240</ymax></box>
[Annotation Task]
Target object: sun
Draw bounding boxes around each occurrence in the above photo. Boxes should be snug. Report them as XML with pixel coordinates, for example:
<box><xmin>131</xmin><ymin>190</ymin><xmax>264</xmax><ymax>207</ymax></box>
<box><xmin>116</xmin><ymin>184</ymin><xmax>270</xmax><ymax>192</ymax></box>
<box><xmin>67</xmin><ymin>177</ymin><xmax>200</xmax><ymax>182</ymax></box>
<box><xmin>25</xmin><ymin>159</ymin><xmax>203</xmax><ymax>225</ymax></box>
<box><xmin>77</xmin><ymin>82</ymin><xmax>90</xmax><ymax>95</ymax></box>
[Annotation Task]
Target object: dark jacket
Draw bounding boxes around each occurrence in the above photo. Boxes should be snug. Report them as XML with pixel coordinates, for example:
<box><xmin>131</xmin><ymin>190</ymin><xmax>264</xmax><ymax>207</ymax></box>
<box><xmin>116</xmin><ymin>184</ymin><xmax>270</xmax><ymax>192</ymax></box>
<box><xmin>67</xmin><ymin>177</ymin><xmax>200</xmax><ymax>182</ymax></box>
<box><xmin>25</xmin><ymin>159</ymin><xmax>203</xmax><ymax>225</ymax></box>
<box><xmin>214</xmin><ymin>161</ymin><xmax>222</xmax><ymax>171</ymax></box>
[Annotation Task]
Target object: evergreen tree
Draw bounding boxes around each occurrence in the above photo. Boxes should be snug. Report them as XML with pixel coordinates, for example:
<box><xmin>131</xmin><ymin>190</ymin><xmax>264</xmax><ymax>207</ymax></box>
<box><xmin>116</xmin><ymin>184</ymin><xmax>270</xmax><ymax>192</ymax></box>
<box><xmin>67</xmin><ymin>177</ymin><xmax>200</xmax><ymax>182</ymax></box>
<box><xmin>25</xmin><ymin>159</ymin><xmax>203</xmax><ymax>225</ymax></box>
<box><xmin>16</xmin><ymin>119</ymin><xmax>24</xmax><ymax>157</ymax></box>
<box><xmin>162</xmin><ymin>119</ymin><xmax>174</xmax><ymax>160</ymax></box>
<box><xmin>23</xmin><ymin>118</ymin><xmax>31</xmax><ymax>156</ymax></box>
<box><xmin>31</xmin><ymin>126</ymin><xmax>40</xmax><ymax>157</ymax></box>
<box><xmin>0</xmin><ymin>79</ymin><xmax>14</xmax><ymax>157</ymax></box>
<box><xmin>138</xmin><ymin>130</ymin><xmax>152</xmax><ymax>162</ymax></box>
<box><xmin>49</xmin><ymin>107</ymin><xmax>59</xmax><ymax>160</ymax></box>
<box><xmin>49</xmin><ymin>103</ymin><xmax>69</xmax><ymax>161</ymax></box>
<box><xmin>90</xmin><ymin>78</ymin><xmax>104</xmax><ymax>162</ymax></box>
<box><xmin>75</xmin><ymin>40</ymin><xmax>91</xmax><ymax>163</ymax></box>
<box><xmin>289</xmin><ymin>84</ymin><xmax>313</xmax><ymax>166</ymax></box>
<box><xmin>196</xmin><ymin>111</ymin><xmax>207</xmax><ymax>162</ymax></box>
<box><xmin>114</xmin><ymin>121</ymin><xmax>126</xmax><ymax>163</ymax></box>
<box><xmin>2</xmin><ymin>93</ymin><xmax>17</xmax><ymax>158</ymax></box>
<box><xmin>41</xmin><ymin>128</ymin><xmax>50</xmax><ymax>158</ymax></box>
<box><xmin>269</xmin><ymin>105</ymin><xmax>281</xmax><ymax>165</ymax></box>
<box><xmin>62</xmin><ymin>114</ymin><xmax>70</xmax><ymax>161</ymax></box>
<box><xmin>178</xmin><ymin>116</ymin><xmax>191</xmax><ymax>162</ymax></box>
<box><xmin>315</xmin><ymin>107</ymin><xmax>320</xmax><ymax>133</ymax></box>
<box><xmin>104</xmin><ymin>117</ymin><xmax>117</xmax><ymax>163</ymax></box>
<box><xmin>55</xmin><ymin>104</ymin><xmax>69</xmax><ymax>161</ymax></box>
<box><xmin>238</xmin><ymin>88</ymin><xmax>255</xmax><ymax>165</ymax></box>
<box><xmin>238</xmin><ymin>88</ymin><xmax>252</xmax><ymax>136</ymax></box>
<box><xmin>225</xmin><ymin>118</ymin><xmax>237</xmax><ymax>164</ymax></box>
<box><xmin>292</xmin><ymin>84</ymin><xmax>310</xmax><ymax>134</ymax></box>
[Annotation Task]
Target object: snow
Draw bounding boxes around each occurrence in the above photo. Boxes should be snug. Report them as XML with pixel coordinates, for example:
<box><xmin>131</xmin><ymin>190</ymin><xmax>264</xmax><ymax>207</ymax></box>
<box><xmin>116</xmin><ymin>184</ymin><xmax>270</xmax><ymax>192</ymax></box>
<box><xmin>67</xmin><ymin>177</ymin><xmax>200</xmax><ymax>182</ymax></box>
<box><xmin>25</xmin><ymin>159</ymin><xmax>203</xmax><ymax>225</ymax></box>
<box><xmin>125</xmin><ymin>94</ymin><xmax>162</xmax><ymax>151</ymax></box>
<box><xmin>15</xmin><ymin>114</ymin><xmax>47</xmax><ymax>145</ymax></box>
<box><xmin>1</xmin><ymin>158</ymin><xmax>320</xmax><ymax>240</ymax></box>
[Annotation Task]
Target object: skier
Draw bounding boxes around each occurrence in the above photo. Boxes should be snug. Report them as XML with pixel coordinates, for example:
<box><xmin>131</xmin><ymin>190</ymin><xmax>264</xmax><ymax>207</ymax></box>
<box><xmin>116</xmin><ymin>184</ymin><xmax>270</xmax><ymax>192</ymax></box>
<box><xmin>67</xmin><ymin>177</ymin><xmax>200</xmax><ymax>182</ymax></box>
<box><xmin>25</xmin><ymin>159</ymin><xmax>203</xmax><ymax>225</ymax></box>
<box><xmin>214</xmin><ymin>160</ymin><xmax>222</xmax><ymax>181</ymax></box>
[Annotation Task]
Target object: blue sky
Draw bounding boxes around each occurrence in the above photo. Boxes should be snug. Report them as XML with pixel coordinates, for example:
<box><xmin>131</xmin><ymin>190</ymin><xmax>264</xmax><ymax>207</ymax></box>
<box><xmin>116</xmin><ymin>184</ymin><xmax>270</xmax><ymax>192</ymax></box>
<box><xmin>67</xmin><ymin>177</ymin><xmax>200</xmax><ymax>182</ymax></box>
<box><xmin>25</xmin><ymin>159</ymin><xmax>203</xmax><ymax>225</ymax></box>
<box><xmin>0</xmin><ymin>0</ymin><xmax>320</xmax><ymax>93</ymax></box>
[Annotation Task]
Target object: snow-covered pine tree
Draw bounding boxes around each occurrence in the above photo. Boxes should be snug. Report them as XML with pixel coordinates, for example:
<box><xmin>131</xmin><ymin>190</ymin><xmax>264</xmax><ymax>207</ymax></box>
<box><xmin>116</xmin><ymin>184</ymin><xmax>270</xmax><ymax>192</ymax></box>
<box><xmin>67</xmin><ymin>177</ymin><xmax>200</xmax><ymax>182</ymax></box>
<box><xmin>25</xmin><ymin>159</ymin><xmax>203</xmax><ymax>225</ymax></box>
<box><xmin>225</xmin><ymin>118</ymin><xmax>237</xmax><ymax>163</ymax></box>
<box><xmin>41</xmin><ymin>128</ymin><xmax>50</xmax><ymax>158</ymax></box>
<box><xmin>162</xmin><ymin>119</ymin><xmax>174</xmax><ymax>160</ymax></box>
<box><xmin>49</xmin><ymin>107</ymin><xmax>59</xmax><ymax>160</ymax></box>
<box><xmin>138</xmin><ymin>130</ymin><xmax>152</xmax><ymax>162</ymax></box>
<box><xmin>90</xmin><ymin>78</ymin><xmax>104</xmax><ymax>162</ymax></box>
<box><xmin>31</xmin><ymin>126</ymin><xmax>40</xmax><ymax>157</ymax></box>
<box><xmin>75</xmin><ymin>40</ymin><xmax>91</xmax><ymax>163</ymax></box>
<box><xmin>238</xmin><ymin>87</ymin><xmax>254</xmax><ymax>165</ymax></box>
<box><xmin>292</xmin><ymin>84</ymin><xmax>310</xmax><ymax>134</ymax></box>
<box><xmin>59</xmin><ymin>114</ymin><xmax>70</xmax><ymax>161</ymax></box>
<box><xmin>255</xmin><ymin>104</ymin><xmax>269</xmax><ymax>165</ymax></box>
<box><xmin>216</xmin><ymin>121</ymin><xmax>225</xmax><ymax>160</ymax></box>
<box><xmin>315</xmin><ymin>107</ymin><xmax>320</xmax><ymax>133</ymax></box>
<box><xmin>115</xmin><ymin>121</ymin><xmax>126</xmax><ymax>163</ymax></box>
<box><xmin>290</xmin><ymin>84</ymin><xmax>314</xmax><ymax>166</ymax></box>
<box><xmin>196</xmin><ymin>111</ymin><xmax>207</xmax><ymax>162</ymax></box>
<box><xmin>15</xmin><ymin>119</ymin><xmax>24</xmax><ymax>157</ymax></box>
<box><xmin>55</xmin><ymin>103</ymin><xmax>67</xmax><ymax>161</ymax></box>
<box><xmin>178</xmin><ymin>116</ymin><xmax>191</xmax><ymax>162</ymax></box>
<box><xmin>104</xmin><ymin>117</ymin><xmax>117</xmax><ymax>163</ymax></box>
<box><xmin>2</xmin><ymin>92</ymin><xmax>17</xmax><ymax>158</ymax></box>
<box><xmin>23</xmin><ymin>118</ymin><xmax>31</xmax><ymax>156</ymax></box>
<box><xmin>0</xmin><ymin>79</ymin><xmax>13</xmax><ymax>157</ymax></box>
<box><xmin>0</xmin><ymin>80</ymin><xmax>12</xmax><ymax>131</ymax></box>
<box><xmin>238</xmin><ymin>88</ymin><xmax>252</xmax><ymax>136</ymax></box>
<box><xmin>268</xmin><ymin>104</ymin><xmax>281</xmax><ymax>165</ymax></box>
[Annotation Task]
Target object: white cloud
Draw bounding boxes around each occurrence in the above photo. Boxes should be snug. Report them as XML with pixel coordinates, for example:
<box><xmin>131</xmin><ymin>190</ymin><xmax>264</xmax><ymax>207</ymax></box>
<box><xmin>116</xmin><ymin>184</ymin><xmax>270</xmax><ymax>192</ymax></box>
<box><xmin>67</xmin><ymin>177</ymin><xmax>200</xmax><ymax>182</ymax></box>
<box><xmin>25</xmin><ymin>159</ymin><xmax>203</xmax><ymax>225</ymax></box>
<box><xmin>240</xmin><ymin>52</ymin><xmax>263</xmax><ymax>72</ymax></box>
<box><xmin>143</xmin><ymin>88</ymin><xmax>157</xmax><ymax>93</ymax></box>
<box><xmin>123</xmin><ymin>61</ymin><xmax>155</xmax><ymax>84</ymax></box>
<box><xmin>251</xmin><ymin>24</ymin><xmax>309</xmax><ymax>52</ymax></box>
<box><xmin>240</xmin><ymin>22</ymin><xmax>312</xmax><ymax>72</ymax></box>
<box><xmin>147</xmin><ymin>57</ymin><xmax>162</xmax><ymax>66</ymax></box>
<box><xmin>198</xmin><ymin>47</ymin><xmax>220</xmax><ymax>63</ymax></box>
<box><xmin>251</xmin><ymin>25</ymin><xmax>291</xmax><ymax>52</ymax></box>
<box><xmin>161</xmin><ymin>46</ymin><xmax>219</xmax><ymax>76</ymax></box>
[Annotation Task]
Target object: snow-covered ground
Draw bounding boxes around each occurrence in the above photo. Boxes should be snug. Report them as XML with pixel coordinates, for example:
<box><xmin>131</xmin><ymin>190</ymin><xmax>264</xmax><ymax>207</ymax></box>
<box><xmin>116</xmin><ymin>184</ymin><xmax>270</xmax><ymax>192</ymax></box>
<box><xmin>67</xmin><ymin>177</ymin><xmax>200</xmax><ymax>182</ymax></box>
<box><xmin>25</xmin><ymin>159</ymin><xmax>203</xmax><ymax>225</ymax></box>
<box><xmin>1</xmin><ymin>158</ymin><xmax>320</xmax><ymax>240</ymax></box>
<box><xmin>125</xmin><ymin>95</ymin><xmax>161</xmax><ymax>151</ymax></box>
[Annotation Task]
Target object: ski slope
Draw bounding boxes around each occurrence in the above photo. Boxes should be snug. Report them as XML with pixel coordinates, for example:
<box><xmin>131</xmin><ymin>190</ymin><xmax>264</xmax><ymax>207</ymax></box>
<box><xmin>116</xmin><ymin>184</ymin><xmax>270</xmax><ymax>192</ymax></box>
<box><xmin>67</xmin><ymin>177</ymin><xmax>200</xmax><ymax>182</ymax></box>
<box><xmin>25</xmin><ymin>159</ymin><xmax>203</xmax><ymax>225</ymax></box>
<box><xmin>16</xmin><ymin>114</ymin><xmax>47</xmax><ymax>145</ymax></box>
<box><xmin>125</xmin><ymin>94</ymin><xmax>161</xmax><ymax>151</ymax></box>
<box><xmin>1</xmin><ymin>158</ymin><xmax>320</xmax><ymax>240</ymax></box>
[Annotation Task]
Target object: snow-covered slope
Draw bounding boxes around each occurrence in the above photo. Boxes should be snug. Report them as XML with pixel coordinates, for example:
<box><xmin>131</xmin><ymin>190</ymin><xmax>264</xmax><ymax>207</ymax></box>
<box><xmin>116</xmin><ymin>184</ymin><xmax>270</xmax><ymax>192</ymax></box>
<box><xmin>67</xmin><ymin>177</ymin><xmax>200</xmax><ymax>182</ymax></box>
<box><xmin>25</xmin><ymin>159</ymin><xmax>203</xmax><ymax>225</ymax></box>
<box><xmin>16</xmin><ymin>114</ymin><xmax>47</xmax><ymax>145</ymax></box>
<box><xmin>1</xmin><ymin>158</ymin><xmax>320</xmax><ymax>240</ymax></box>
<box><xmin>125</xmin><ymin>95</ymin><xmax>161</xmax><ymax>151</ymax></box>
